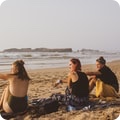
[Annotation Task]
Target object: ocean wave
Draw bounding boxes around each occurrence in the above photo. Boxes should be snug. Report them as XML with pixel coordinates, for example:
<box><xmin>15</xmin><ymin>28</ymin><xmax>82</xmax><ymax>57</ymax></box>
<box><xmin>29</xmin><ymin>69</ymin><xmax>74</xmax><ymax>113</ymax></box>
<box><xmin>0</xmin><ymin>52</ymin><xmax>120</xmax><ymax>70</ymax></box>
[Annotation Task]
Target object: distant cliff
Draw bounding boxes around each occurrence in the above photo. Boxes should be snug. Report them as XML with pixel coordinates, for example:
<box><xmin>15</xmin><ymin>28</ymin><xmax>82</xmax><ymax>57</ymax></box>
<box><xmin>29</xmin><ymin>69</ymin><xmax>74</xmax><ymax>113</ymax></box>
<box><xmin>3</xmin><ymin>48</ymin><xmax>72</xmax><ymax>52</ymax></box>
<box><xmin>78</xmin><ymin>48</ymin><xmax>106</xmax><ymax>54</ymax></box>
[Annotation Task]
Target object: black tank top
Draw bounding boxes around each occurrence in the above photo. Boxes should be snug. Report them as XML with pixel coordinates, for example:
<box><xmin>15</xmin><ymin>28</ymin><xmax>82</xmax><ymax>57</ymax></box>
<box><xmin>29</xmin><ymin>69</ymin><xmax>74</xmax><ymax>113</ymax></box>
<box><xmin>71</xmin><ymin>71</ymin><xmax>89</xmax><ymax>98</ymax></box>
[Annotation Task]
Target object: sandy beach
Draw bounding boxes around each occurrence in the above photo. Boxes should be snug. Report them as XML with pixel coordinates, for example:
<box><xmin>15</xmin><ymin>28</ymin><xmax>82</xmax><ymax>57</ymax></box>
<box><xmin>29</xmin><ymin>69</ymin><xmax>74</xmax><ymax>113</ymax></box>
<box><xmin>0</xmin><ymin>60</ymin><xmax>120</xmax><ymax>120</ymax></box>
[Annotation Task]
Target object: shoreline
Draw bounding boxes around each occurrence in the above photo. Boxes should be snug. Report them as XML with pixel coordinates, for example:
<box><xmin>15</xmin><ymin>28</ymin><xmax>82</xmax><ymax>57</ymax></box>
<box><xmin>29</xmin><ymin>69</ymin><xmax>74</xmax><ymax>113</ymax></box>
<box><xmin>27</xmin><ymin>59</ymin><xmax>120</xmax><ymax>72</ymax></box>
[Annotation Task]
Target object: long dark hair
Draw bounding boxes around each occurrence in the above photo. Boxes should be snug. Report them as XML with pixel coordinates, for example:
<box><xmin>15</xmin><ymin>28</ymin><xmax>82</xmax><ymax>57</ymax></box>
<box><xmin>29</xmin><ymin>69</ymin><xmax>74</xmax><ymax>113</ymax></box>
<box><xmin>12</xmin><ymin>60</ymin><xmax>31</xmax><ymax>81</ymax></box>
<box><xmin>70</xmin><ymin>58</ymin><xmax>81</xmax><ymax>71</ymax></box>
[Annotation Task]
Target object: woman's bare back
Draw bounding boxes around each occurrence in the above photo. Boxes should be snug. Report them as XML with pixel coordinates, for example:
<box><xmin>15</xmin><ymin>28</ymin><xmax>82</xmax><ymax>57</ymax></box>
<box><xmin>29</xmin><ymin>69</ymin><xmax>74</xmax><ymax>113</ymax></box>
<box><xmin>9</xmin><ymin>76</ymin><xmax>29</xmax><ymax>97</ymax></box>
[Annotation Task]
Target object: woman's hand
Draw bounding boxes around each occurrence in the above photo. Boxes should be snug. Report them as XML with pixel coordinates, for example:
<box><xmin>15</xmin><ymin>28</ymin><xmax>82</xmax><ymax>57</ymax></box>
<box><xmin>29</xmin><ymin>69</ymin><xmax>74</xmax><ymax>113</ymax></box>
<box><xmin>54</xmin><ymin>79</ymin><xmax>62</xmax><ymax>87</ymax></box>
<box><xmin>88</xmin><ymin>75</ymin><xmax>96</xmax><ymax>81</ymax></box>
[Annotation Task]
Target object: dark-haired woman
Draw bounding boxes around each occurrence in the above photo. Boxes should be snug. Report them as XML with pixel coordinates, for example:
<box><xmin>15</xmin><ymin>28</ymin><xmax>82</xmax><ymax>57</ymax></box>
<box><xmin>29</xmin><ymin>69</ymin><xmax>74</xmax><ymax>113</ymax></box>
<box><xmin>0</xmin><ymin>60</ymin><xmax>30</xmax><ymax>113</ymax></box>
<box><xmin>55</xmin><ymin>58</ymin><xmax>89</xmax><ymax>111</ymax></box>
<box><xmin>86</xmin><ymin>56</ymin><xmax>119</xmax><ymax>98</ymax></box>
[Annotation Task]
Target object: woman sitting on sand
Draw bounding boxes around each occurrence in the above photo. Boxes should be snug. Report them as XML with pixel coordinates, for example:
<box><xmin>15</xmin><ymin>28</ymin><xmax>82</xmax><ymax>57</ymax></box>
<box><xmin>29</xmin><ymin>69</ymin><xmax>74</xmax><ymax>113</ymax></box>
<box><xmin>0</xmin><ymin>60</ymin><xmax>30</xmax><ymax>113</ymax></box>
<box><xmin>55</xmin><ymin>58</ymin><xmax>89</xmax><ymax>111</ymax></box>
<box><xmin>85</xmin><ymin>56</ymin><xmax>119</xmax><ymax>98</ymax></box>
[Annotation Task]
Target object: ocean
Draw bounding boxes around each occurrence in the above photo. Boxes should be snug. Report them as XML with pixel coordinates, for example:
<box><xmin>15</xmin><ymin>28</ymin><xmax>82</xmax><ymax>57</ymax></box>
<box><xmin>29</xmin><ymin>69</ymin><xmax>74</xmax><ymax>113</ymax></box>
<box><xmin>0</xmin><ymin>51</ymin><xmax>120</xmax><ymax>71</ymax></box>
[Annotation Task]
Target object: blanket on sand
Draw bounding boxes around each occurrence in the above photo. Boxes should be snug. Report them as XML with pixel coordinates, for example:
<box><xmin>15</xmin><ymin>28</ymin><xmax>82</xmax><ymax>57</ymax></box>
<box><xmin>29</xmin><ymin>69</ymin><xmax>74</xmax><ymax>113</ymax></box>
<box><xmin>0</xmin><ymin>93</ymin><xmax>120</xmax><ymax>119</ymax></box>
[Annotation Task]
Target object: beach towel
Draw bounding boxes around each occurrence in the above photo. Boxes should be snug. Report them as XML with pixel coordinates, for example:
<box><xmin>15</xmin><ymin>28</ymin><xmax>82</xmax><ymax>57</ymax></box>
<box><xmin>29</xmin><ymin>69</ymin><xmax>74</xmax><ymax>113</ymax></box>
<box><xmin>29</xmin><ymin>98</ymin><xmax>60</xmax><ymax>118</ymax></box>
<box><xmin>96</xmin><ymin>79</ymin><xmax>119</xmax><ymax>98</ymax></box>
<box><xmin>51</xmin><ymin>87</ymin><xmax>89</xmax><ymax>111</ymax></box>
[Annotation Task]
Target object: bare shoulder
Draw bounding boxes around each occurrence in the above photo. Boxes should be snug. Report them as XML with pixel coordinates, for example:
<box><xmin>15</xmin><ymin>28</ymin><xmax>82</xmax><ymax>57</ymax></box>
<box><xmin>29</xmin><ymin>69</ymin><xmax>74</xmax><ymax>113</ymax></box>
<box><xmin>68</xmin><ymin>71</ymin><xmax>77</xmax><ymax>76</ymax></box>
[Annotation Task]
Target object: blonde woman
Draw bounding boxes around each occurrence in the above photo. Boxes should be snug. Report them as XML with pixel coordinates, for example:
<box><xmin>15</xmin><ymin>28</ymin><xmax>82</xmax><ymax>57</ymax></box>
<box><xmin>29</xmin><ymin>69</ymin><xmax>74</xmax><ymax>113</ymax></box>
<box><xmin>0</xmin><ymin>60</ymin><xmax>30</xmax><ymax>113</ymax></box>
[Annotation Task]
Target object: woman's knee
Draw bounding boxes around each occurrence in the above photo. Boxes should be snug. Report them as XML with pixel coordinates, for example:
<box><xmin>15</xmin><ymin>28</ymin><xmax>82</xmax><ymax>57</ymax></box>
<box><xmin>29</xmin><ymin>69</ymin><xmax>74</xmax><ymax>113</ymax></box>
<box><xmin>3</xmin><ymin>102</ymin><xmax>12</xmax><ymax>113</ymax></box>
<box><xmin>3</xmin><ymin>86</ymin><xmax>9</xmax><ymax>93</ymax></box>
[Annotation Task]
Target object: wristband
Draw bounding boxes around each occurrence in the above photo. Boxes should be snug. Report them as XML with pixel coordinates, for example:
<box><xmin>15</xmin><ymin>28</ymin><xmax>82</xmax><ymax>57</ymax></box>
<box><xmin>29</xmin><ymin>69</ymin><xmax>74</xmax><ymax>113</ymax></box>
<box><xmin>56</xmin><ymin>79</ymin><xmax>62</xmax><ymax>84</ymax></box>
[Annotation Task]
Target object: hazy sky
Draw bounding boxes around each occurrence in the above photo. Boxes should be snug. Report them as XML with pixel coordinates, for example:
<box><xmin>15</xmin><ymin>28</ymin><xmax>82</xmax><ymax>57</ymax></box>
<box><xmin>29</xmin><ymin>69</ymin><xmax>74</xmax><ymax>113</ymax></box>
<box><xmin>0</xmin><ymin>0</ymin><xmax>120</xmax><ymax>51</ymax></box>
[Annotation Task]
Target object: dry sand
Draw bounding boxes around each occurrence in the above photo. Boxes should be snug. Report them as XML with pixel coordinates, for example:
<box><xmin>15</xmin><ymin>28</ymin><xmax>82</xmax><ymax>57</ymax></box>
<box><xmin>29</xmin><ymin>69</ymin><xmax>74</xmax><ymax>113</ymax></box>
<box><xmin>0</xmin><ymin>60</ymin><xmax>120</xmax><ymax>120</ymax></box>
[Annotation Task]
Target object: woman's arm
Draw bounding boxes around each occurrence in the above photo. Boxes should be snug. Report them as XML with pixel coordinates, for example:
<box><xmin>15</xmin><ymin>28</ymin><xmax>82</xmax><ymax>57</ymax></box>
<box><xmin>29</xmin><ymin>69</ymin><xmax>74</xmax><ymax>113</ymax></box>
<box><xmin>54</xmin><ymin>78</ymin><xmax>68</xmax><ymax>87</ymax></box>
<box><xmin>54</xmin><ymin>73</ymin><xmax>71</xmax><ymax>87</ymax></box>
<box><xmin>67</xmin><ymin>74</ymin><xmax>72</xmax><ymax>88</ymax></box>
<box><xmin>60</xmin><ymin>78</ymin><xmax>68</xmax><ymax>83</ymax></box>
<box><xmin>85</xmin><ymin>71</ymin><xmax>101</xmax><ymax>76</ymax></box>
<box><xmin>0</xmin><ymin>73</ymin><xmax>9</xmax><ymax>80</ymax></box>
